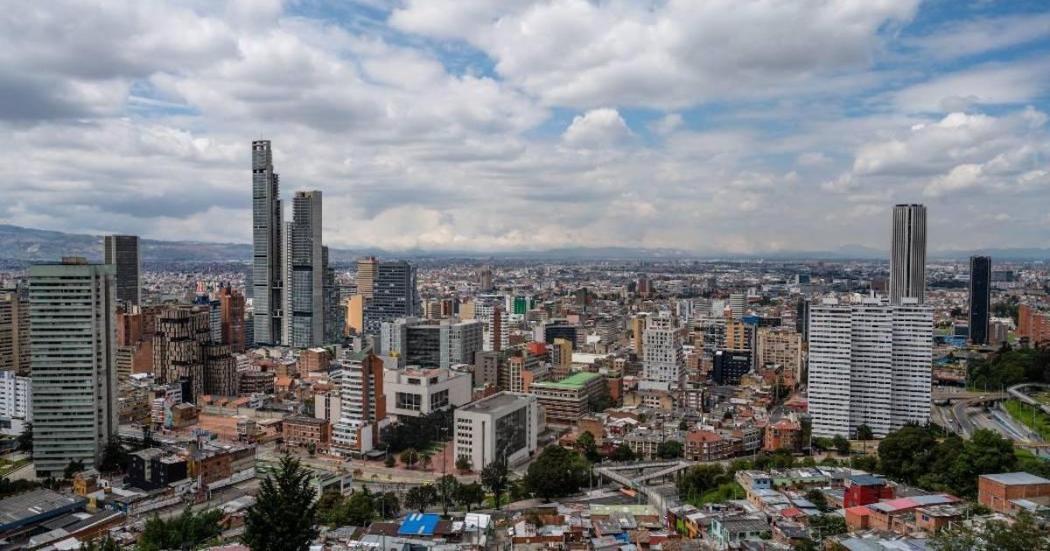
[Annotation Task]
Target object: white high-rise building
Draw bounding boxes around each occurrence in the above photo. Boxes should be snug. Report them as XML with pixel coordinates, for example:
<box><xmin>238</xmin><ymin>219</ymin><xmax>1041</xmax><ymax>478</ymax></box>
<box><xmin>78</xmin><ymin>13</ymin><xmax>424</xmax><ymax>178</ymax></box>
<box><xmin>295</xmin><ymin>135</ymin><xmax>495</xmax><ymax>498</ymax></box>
<box><xmin>642</xmin><ymin>313</ymin><xmax>683</xmax><ymax>383</ymax></box>
<box><xmin>30</xmin><ymin>258</ymin><xmax>119</xmax><ymax>477</ymax></box>
<box><xmin>0</xmin><ymin>371</ymin><xmax>31</xmax><ymax>436</ymax></box>
<box><xmin>808</xmin><ymin>297</ymin><xmax>932</xmax><ymax>438</ymax></box>
<box><xmin>889</xmin><ymin>204</ymin><xmax>927</xmax><ymax>305</ymax></box>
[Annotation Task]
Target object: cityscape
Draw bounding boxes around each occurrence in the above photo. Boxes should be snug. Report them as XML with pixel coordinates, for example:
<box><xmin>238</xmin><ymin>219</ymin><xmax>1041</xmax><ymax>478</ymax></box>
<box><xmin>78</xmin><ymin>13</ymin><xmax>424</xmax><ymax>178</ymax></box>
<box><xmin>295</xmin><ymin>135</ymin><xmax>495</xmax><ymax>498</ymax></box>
<box><xmin>1</xmin><ymin>2</ymin><xmax>1050</xmax><ymax>551</ymax></box>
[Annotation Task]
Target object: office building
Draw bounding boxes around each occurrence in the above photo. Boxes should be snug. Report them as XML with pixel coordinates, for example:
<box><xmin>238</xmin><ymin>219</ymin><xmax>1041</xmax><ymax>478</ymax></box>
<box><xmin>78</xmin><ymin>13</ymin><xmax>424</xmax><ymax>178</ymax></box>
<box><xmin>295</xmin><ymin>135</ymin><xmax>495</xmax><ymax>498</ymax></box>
<box><xmin>529</xmin><ymin>371</ymin><xmax>605</xmax><ymax>425</ymax></box>
<box><xmin>202</xmin><ymin>344</ymin><xmax>237</xmax><ymax>397</ymax></box>
<box><xmin>251</xmin><ymin>140</ymin><xmax>284</xmax><ymax>344</ymax></box>
<box><xmin>323</xmin><ymin>247</ymin><xmax>344</xmax><ymax>344</ymax></box>
<box><xmin>542</xmin><ymin>320</ymin><xmax>577</xmax><ymax>347</ymax></box>
<box><xmin>712</xmin><ymin>350</ymin><xmax>752</xmax><ymax>385</ymax></box>
<box><xmin>152</xmin><ymin>306</ymin><xmax>211</xmax><ymax>403</ymax></box>
<box><xmin>30</xmin><ymin>258</ymin><xmax>119</xmax><ymax>477</ymax></box>
<box><xmin>473</xmin><ymin>299</ymin><xmax>507</xmax><ymax>352</ymax></box>
<box><xmin>362</xmin><ymin>261</ymin><xmax>419</xmax><ymax>335</ymax></box>
<box><xmin>346</xmin><ymin>294</ymin><xmax>365</xmax><ymax>336</ymax></box>
<box><xmin>478</xmin><ymin>268</ymin><xmax>494</xmax><ymax>292</ymax></box>
<box><xmin>383</xmin><ymin>318</ymin><xmax>484</xmax><ymax>370</ymax></box>
<box><xmin>384</xmin><ymin>367</ymin><xmax>472</xmax><ymax>418</ymax></box>
<box><xmin>551</xmin><ymin>338</ymin><xmax>573</xmax><ymax>379</ymax></box>
<box><xmin>889</xmin><ymin>204</ymin><xmax>927</xmax><ymax>304</ymax></box>
<box><xmin>454</xmin><ymin>392</ymin><xmax>540</xmax><ymax>469</ymax></box>
<box><xmin>356</xmin><ymin>257</ymin><xmax>377</xmax><ymax>299</ymax></box>
<box><xmin>808</xmin><ymin>297</ymin><xmax>932</xmax><ymax>438</ymax></box>
<box><xmin>729</xmin><ymin>293</ymin><xmax>746</xmax><ymax>320</ymax></box>
<box><xmin>332</xmin><ymin>353</ymin><xmax>386</xmax><ymax>454</ymax></box>
<box><xmin>103</xmin><ymin>235</ymin><xmax>141</xmax><ymax>307</ymax></box>
<box><xmin>0</xmin><ymin>286</ymin><xmax>30</xmax><ymax>375</ymax></box>
<box><xmin>642</xmin><ymin>313</ymin><xmax>683</xmax><ymax>383</ymax></box>
<box><xmin>284</xmin><ymin>191</ymin><xmax>325</xmax><ymax>348</ymax></box>
<box><xmin>218</xmin><ymin>284</ymin><xmax>246</xmax><ymax>353</ymax></box>
<box><xmin>1018</xmin><ymin>304</ymin><xmax>1050</xmax><ymax>347</ymax></box>
<box><xmin>0</xmin><ymin>371</ymin><xmax>31</xmax><ymax>435</ymax></box>
<box><xmin>502</xmin><ymin>348</ymin><xmax>549</xmax><ymax>393</ymax></box>
<box><xmin>969</xmin><ymin>256</ymin><xmax>991</xmax><ymax>345</ymax></box>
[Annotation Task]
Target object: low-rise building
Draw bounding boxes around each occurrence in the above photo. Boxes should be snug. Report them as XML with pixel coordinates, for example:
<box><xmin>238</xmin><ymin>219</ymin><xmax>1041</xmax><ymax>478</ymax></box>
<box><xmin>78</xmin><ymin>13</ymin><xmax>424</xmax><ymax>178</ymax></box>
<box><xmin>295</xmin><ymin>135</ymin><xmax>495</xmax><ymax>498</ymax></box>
<box><xmin>283</xmin><ymin>416</ymin><xmax>330</xmax><ymax>450</ymax></box>
<box><xmin>384</xmin><ymin>366</ymin><xmax>472</xmax><ymax>418</ymax></box>
<box><xmin>529</xmin><ymin>371</ymin><xmax>606</xmax><ymax>425</ymax></box>
<box><xmin>978</xmin><ymin>472</ymin><xmax>1050</xmax><ymax>515</ymax></box>
<box><xmin>454</xmin><ymin>392</ymin><xmax>541</xmax><ymax>469</ymax></box>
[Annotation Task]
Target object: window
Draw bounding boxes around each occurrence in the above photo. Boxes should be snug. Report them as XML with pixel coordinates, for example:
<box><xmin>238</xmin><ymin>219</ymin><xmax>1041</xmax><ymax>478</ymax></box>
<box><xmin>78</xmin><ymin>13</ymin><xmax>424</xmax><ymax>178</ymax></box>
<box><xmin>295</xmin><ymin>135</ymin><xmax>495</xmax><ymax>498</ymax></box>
<box><xmin>396</xmin><ymin>392</ymin><xmax>422</xmax><ymax>411</ymax></box>
<box><xmin>431</xmin><ymin>389</ymin><xmax>449</xmax><ymax>410</ymax></box>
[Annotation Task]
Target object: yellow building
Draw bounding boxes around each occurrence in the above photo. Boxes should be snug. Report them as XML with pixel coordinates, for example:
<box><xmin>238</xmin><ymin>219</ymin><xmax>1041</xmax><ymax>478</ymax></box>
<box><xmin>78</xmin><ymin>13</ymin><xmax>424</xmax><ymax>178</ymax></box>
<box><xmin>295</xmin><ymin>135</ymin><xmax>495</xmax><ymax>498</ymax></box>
<box><xmin>345</xmin><ymin>295</ymin><xmax>364</xmax><ymax>335</ymax></box>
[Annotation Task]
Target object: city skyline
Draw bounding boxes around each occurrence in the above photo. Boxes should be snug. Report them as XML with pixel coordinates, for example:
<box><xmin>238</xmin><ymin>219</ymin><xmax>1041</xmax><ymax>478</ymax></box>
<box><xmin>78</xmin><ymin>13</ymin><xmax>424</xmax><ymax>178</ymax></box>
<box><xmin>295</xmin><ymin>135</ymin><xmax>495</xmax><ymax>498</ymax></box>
<box><xmin>0</xmin><ymin>2</ymin><xmax>1048</xmax><ymax>254</ymax></box>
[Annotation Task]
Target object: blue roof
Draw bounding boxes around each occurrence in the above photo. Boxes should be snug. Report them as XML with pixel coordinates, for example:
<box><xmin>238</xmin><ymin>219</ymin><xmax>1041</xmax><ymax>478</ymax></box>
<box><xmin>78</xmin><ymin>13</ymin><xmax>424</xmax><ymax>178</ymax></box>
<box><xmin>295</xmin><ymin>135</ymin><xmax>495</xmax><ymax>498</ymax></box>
<box><xmin>398</xmin><ymin>513</ymin><xmax>440</xmax><ymax>536</ymax></box>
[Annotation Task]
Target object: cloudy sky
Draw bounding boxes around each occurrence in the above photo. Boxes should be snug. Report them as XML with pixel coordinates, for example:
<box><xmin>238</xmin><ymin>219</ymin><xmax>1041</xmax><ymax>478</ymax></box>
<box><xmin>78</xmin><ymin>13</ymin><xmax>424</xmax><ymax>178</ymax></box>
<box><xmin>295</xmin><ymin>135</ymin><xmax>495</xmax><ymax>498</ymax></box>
<box><xmin>2</xmin><ymin>0</ymin><xmax>1049</xmax><ymax>254</ymax></box>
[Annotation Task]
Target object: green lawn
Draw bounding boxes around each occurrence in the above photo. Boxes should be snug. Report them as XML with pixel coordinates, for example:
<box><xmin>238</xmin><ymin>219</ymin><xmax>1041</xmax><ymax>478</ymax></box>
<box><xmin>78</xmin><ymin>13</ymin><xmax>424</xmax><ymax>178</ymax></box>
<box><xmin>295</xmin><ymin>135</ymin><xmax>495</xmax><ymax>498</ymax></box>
<box><xmin>1003</xmin><ymin>399</ymin><xmax>1050</xmax><ymax>441</ymax></box>
<box><xmin>0</xmin><ymin>458</ymin><xmax>28</xmax><ymax>477</ymax></box>
<box><xmin>685</xmin><ymin>481</ymin><xmax>745</xmax><ymax>507</ymax></box>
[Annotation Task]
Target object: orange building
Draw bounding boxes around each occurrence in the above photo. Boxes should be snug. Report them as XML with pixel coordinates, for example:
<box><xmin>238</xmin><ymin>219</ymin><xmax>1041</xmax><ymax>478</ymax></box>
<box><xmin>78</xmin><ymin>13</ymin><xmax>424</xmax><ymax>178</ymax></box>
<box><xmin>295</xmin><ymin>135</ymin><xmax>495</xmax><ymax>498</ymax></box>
<box><xmin>283</xmin><ymin>416</ymin><xmax>330</xmax><ymax>450</ymax></box>
<box><xmin>763</xmin><ymin>419</ymin><xmax>802</xmax><ymax>452</ymax></box>
<box><xmin>1018</xmin><ymin>305</ymin><xmax>1050</xmax><ymax>346</ymax></box>
<box><xmin>978</xmin><ymin>472</ymin><xmax>1050</xmax><ymax>514</ymax></box>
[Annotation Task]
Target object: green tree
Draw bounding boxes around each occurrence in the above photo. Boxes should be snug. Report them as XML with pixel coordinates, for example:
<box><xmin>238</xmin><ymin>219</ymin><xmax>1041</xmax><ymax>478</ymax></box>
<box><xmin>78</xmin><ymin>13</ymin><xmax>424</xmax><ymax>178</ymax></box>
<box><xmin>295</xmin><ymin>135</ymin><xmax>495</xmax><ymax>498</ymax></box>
<box><xmin>877</xmin><ymin>424</ymin><xmax>939</xmax><ymax>485</ymax></box>
<box><xmin>930</xmin><ymin>512</ymin><xmax>1050</xmax><ymax>551</ymax></box>
<box><xmin>316</xmin><ymin>490</ymin><xmax>348</xmax><ymax>526</ymax></box>
<box><xmin>436</xmin><ymin>474</ymin><xmax>459</xmax><ymax>516</ymax></box>
<box><xmin>855</xmin><ymin>424</ymin><xmax>874</xmax><ymax>440</ymax></box>
<box><xmin>525</xmin><ymin>446</ymin><xmax>589</xmax><ymax>501</ymax></box>
<box><xmin>677</xmin><ymin>464</ymin><xmax>730</xmax><ymax>502</ymax></box>
<box><xmin>809</xmin><ymin>515</ymin><xmax>847</xmax><ymax>538</ymax></box>
<box><xmin>804</xmin><ymin>489</ymin><xmax>829</xmax><ymax>512</ymax></box>
<box><xmin>384</xmin><ymin>454</ymin><xmax>396</xmax><ymax>468</ymax></box>
<box><xmin>375</xmin><ymin>492</ymin><xmax>400</xmax><ymax>519</ymax></box>
<box><xmin>243</xmin><ymin>455</ymin><xmax>318</xmax><ymax>551</ymax></box>
<box><xmin>79</xmin><ymin>535</ymin><xmax>121</xmax><ymax>551</ymax></box>
<box><xmin>456</xmin><ymin>482</ymin><xmax>485</xmax><ymax>512</ymax></box>
<box><xmin>609</xmin><ymin>443</ymin><xmax>635</xmax><ymax>462</ymax></box>
<box><xmin>419</xmin><ymin>451</ymin><xmax>433</xmax><ymax>470</ymax></box>
<box><xmin>656</xmin><ymin>440</ymin><xmax>683</xmax><ymax>459</ymax></box>
<box><xmin>576</xmin><ymin>431</ymin><xmax>601</xmax><ymax>462</ymax></box>
<box><xmin>455</xmin><ymin>455</ymin><xmax>472</xmax><ymax>472</ymax></box>
<box><xmin>480</xmin><ymin>458</ymin><xmax>509</xmax><ymax>510</ymax></box>
<box><xmin>832</xmin><ymin>435</ymin><xmax>850</xmax><ymax>455</ymax></box>
<box><xmin>64</xmin><ymin>459</ymin><xmax>85</xmax><ymax>480</ymax></box>
<box><xmin>344</xmin><ymin>490</ymin><xmax>376</xmax><ymax>526</ymax></box>
<box><xmin>17</xmin><ymin>423</ymin><xmax>31</xmax><ymax>455</ymax></box>
<box><xmin>400</xmin><ymin>448</ymin><xmax>419</xmax><ymax>468</ymax></box>
<box><xmin>139</xmin><ymin>507</ymin><xmax>222</xmax><ymax>551</ymax></box>
<box><xmin>98</xmin><ymin>441</ymin><xmax>129</xmax><ymax>474</ymax></box>
<box><xmin>404</xmin><ymin>484</ymin><xmax>437</xmax><ymax>513</ymax></box>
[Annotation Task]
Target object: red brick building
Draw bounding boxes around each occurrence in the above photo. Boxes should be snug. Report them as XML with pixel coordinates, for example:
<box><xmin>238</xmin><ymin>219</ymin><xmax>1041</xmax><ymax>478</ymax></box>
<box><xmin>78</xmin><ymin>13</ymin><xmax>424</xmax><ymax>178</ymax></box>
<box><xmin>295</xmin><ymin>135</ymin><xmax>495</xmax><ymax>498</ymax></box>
<box><xmin>978</xmin><ymin>472</ymin><xmax>1050</xmax><ymax>514</ymax></box>
<box><xmin>763</xmin><ymin>419</ymin><xmax>802</xmax><ymax>452</ymax></box>
<box><xmin>843</xmin><ymin>474</ymin><xmax>894</xmax><ymax>508</ymax></box>
<box><xmin>1018</xmin><ymin>305</ymin><xmax>1050</xmax><ymax>346</ymax></box>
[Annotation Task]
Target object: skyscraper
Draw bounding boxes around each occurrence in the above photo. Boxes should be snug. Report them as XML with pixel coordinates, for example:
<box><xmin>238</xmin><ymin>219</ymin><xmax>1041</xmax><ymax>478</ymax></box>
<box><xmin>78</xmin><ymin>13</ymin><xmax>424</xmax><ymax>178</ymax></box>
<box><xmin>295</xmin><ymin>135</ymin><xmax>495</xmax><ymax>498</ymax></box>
<box><xmin>362</xmin><ymin>260</ymin><xmax>419</xmax><ymax>334</ymax></box>
<box><xmin>218</xmin><ymin>283</ymin><xmax>246</xmax><ymax>353</ymax></box>
<box><xmin>332</xmin><ymin>353</ymin><xmax>386</xmax><ymax>454</ymax></box>
<box><xmin>0</xmin><ymin>284</ymin><xmax>30</xmax><ymax>375</ymax></box>
<box><xmin>969</xmin><ymin>256</ymin><xmax>991</xmax><ymax>345</ymax></box>
<box><xmin>284</xmin><ymin>190</ymin><xmax>324</xmax><ymax>347</ymax></box>
<box><xmin>889</xmin><ymin>204</ymin><xmax>927</xmax><ymax>304</ymax></box>
<box><xmin>252</xmin><ymin>140</ymin><xmax>283</xmax><ymax>344</ymax></box>
<box><xmin>808</xmin><ymin>297</ymin><xmax>932</xmax><ymax>438</ymax></box>
<box><xmin>30</xmin><ymin>258</ymin><xmax>118</xmax><ymax>477</ymax></box>
<box><xmin>152</xmin><ymin>306</ymin><xmax>211</xmax><ymax>403</ymax></box>
<box><xmin>355</xmin><ymin>257</ymin><xmax>377</xmax><ymax>299</ymax></box>
<box><xmin>103</xmin><ymin>235</ymin><xmax>141</xmax><ymax>307</ymax></box>
<box><xmin>642</xmin><ymin>313</ymin><xmax>683</xmax><ymax>383</ymax></box>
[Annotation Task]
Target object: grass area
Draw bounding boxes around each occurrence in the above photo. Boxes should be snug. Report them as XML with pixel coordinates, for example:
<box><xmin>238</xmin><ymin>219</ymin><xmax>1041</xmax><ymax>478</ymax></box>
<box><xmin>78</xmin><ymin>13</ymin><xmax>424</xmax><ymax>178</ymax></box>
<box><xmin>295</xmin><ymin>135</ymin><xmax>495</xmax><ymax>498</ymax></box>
<box><xmin>1003</xmin><ymin>399</ymin><xmax>1050</xmax><ymax>441</ymax></box>
<box><xmin>1033</xmin><ymin>391</ymin><xmax>1050</xmax><ymax>407</ymax></box>
<box><xmin>686</xmin><ymin>481</ymin><xmax>745</xmax><ymax>507</ymax></box>
<box><xmin>0</xmin><ymin>458</ymin><xmax>28</xmax><ymax>477</ymax></box>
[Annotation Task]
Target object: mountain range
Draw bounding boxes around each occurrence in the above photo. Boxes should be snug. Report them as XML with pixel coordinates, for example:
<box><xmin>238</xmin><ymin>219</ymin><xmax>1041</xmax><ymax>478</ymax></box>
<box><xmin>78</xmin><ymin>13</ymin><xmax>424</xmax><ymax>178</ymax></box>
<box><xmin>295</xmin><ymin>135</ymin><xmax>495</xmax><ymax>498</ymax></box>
<box><xmin>0</xmin><ymin>224</ymin><xmax>1047</xmax><ymax>265</ymax></box>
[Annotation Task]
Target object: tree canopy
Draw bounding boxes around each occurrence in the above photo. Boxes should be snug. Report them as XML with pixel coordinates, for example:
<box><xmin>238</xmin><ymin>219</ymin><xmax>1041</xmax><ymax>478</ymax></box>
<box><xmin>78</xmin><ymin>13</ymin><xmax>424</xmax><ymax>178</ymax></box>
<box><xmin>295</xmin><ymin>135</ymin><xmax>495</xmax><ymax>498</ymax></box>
<box><xmin>139</xmin><ymin>507</ymin><xmax>222</xmax><ymax>551</ymax></box>
<box><xmin>878</xmin><ymin>425</ymin><xmax>1018</xmax><ymax>497</ymax></box>
<box><xmin>244</xmin><ymin>455</ymin><xmax>318</xmax><ymax>551</ymax></box>
<box><xmin>480</xmin><ymin>458</ymin><xmax>509</xmax><ymax>510</ymax></box>
<box><xmin>525</xmin><ymin>446</ymin><xmax>589</xmax><ymax>501</ymax></box>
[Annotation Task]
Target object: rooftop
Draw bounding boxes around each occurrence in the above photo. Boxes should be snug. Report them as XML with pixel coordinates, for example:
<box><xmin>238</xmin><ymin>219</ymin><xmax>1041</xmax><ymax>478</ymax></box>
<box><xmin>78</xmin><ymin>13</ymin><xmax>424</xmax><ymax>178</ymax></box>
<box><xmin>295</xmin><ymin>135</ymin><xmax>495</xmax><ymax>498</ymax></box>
<box><xmin>981</xmin><ymin>472</ymin><xmax>1050</xmax><ymax>486</ymax></box>
<box><xmin>533</xmin><ymin>371</ymin><xmax>602</xmax><ymax>390</ymax></box>
<box><xmin>0</xmin><ymin>489</ymin><xmax>85</xmax><ymax>530</ymax></box>
<box><xmin>459</xmin><ymin>391</ymin><xmax>531</xmax><ymax>414</ymax></box>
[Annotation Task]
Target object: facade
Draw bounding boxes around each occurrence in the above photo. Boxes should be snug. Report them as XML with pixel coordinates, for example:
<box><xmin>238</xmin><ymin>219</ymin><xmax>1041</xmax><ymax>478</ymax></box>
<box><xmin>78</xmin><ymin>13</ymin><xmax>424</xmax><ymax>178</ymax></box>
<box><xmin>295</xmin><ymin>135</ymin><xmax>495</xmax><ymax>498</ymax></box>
<box><xmin>283</xmin><ymin>416</ymin><xmax>330</xmax><ymax>450</ymax></box>
<box><xmin>0</xmin><ymin>286</ymin><xmax>30</xmax><ymax>375</ymax></box>
<box><xmin>969</xmin><ymin>256</ymin><xmax>991</xmax><ymax>345</ymax></box>
<box><xmin>978</xmin><ymin>472</ymin><xmax>1050</xmax><ymax>515</ymax></box>
<box><xmin>127</xmin><ymin>448</ymin><xmax>188</xmax><ymax>491</ymax></box>
<box><xmin>385</xmin><ymin>318</ymin><xmax>484</xmax><ymax>370</ymax></box>
<box><xmin>384</xmin><ymin>367</ymin><xmax>472</xmax><ymax>418</ymax></box>
<box><xmin>29</xmin><ymin>259</ymin><xmax>119</xmax><ymax>477</ymax></box>
<box><xmin>543</xmin><ymin>321</ymin><xmax>577</xmax><ymax>347</ymax></box>
<box><xmin>808</xmin><ymin>297</ymin><xmax>932</xmax><ymax>438</ymax></box>
<box><xmin>363</xmin><ymin>261</ymin><xmax>419</xmax><ymax>335</ymax></box>
<box><xmin>755</xmin><ymin>327</ymin><xmax>803</xmax><ymax>384</ymax></box>
<box><xmin>284</xmin><ymin>191</ymin><xmax>325</xmax><ymax>347</ymax></box>
<box><xmin>103</xmin><ymin>235</ymin><xmax>141</xmax><ymax>307</ymax></box>
<box><xmin>218</xmin><ymin>284</ymin><xmax>246</xmax><ymax>353</ymax></box>
<box><xmin>454</xmin><ymin>392</ymin><xmax>540</xmax><ymax>470</ymax></box>
<box><xmin>251</xmin><ymin>140</ymin><xmax>284</xmax><ymax>344</ymax></box>
<box><xmin>355</xmin><ymin>257</ymin><xmax>376</xmax><ymax>299</ymax></box>
<box><xmin>0</xmin><ymin>370</ymin><xmax>31</xmax><ymax>435</ymax></box>
<box><xmin>712</xmin><ymin>350</ymin><xmax>752</xmax><ymax>385</ymax></box>
<box><xmin>1018</xmin><ymin>304</ymin><xmax>1050</xmax><ymax>346</ymax></box>
<box><xmin>332</xmin><ymin>354</ymin><xmax>386</xmax><ymax>454</ymax></box>
<box><xmin>889</xmin><ymin>204</ymin><xmax>927</xmax><ymax>304</ymax></box>
<box><xmin>642</xmin><ymin>313</ymin><xmax>683</xmax><ymax>383</ymax></box>
<box><xmin>529</xmin><ymin>371</ymin><xmax>605</xmax><ymax>425</ymax></box>
<box><xmin>152</xmin><ymin>306</ymin><xmax>211</xmax><ymax>403</ymax></box>
<box><xmin>202</xmin><ymin>344</ymin><xmax>237</xmax><ymax>397</ymax></box>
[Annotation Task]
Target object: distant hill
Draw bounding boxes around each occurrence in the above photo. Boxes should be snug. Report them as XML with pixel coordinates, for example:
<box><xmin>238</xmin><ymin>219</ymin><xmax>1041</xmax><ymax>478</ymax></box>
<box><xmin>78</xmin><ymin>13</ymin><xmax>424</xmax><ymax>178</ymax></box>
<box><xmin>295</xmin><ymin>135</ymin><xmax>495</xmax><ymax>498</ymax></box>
<box><xmin>0</xmin><ymin>224</ymin><xmax>1047</xmax><ymax>265</ymax></box>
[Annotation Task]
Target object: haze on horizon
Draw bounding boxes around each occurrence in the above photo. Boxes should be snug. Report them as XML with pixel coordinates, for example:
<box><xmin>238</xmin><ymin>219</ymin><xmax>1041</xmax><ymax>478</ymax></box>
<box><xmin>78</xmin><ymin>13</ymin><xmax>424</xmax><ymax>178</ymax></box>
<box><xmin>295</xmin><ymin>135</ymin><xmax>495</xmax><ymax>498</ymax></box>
<box><xmin>1</xmin><ymin>0</ymin><xmax>1048</xmax><ymax>255</ymax></box>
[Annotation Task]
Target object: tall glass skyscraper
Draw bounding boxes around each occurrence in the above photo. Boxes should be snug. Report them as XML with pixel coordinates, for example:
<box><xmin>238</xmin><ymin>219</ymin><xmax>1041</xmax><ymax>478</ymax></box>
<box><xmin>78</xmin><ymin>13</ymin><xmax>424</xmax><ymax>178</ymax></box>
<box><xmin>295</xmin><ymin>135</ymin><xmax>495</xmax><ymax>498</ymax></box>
<box><xmin>363</xmin><ymin>260</ymin><xmax>419</xmax><ymax>335</ymax></box>
<box><xmin>103</xmin><ymin>234</ymin><xmax>141</xmax><ymax>306</ymax></box>
<box><xmin>252</xmin><ymin>140</ymin><xmax>283</xmax><ymax>344</ymax></box>
<box><xmin>889</xmin><ymin>204</ymin><xmax>927</xmax><ymax>305</ymax></box>
<box><xmin>284</xmin><ymin>191</ymin><xmax>324</xmax><ymax>347</ymax></box>
<box><xmin>969</xmin><ymin>256</ymin><xmax>992</xmax><ymax>345</ymax></box>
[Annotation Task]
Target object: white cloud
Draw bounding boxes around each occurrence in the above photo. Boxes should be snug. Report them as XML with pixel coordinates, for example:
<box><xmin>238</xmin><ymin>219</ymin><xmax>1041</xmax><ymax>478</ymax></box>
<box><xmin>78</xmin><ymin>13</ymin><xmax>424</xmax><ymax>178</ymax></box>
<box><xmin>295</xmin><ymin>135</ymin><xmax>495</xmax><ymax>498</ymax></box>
<box><xmin>562</xmin><ymin>108</ymin><xmax>632</xmax><ymax>148</ymax></box>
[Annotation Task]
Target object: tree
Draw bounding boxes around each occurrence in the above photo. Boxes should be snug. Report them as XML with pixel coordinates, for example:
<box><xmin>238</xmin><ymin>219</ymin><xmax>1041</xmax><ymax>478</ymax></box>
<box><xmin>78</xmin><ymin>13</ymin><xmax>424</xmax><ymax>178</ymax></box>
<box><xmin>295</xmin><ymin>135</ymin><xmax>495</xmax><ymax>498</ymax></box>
<box><xmin>436</xmin><ymin>474</ymin><xmax>459</xmax><ymax>516</ymax></box>
<box><xmin>0</xmin><ymin>477</ymin><xmax>39</xmax><ymax>498</ymax></box>
<box><xmin>344</xmin><ymin>490</ymin><xmax>376</xmax><ymax>526</ymax></box>
<box><xmin>419</xmin><ymin>451</ymin><xmax>433</xmax><ymax>470</ymax></box>
<box><xmin>400</xmin><ymin>448</ymin><xmax>420</xmax><ymax>469</ymax></box>
<box><xmin>576</xmin><ymin>431</ymin><xmax>601</xmax><ymax>462</ymax></box>
<box><xmin>855</xmin><ymin>424</ymin><xmax>874</xmax><ymax>441</ymax></box>
<box><xmin>64</xmin><ymin>459</ymin><xmax>84</xmax><ymax>480</ymax></box>
<box><xmin>480</xmin><ymin>458</ymin><xmax>509</xmax><ymax>510</ymax></box>
<box><xmin>404</xmin><ymin>484</ymin><xmax>437</xmax><ymax>513</ymax></box>
<box><xmin>375</xmin><ymin>492</ymin><xmax>400</xmax><ymax>519</ymax></box>
<box><xmin>656</xmin><ymin>440</ymin><xmax>683</xmax><ymax>459</ymax></box>
<box><xmin>832</xmin><ymin>435</ymin><xmax>850</xmax><ymax>455</ymax></box>
<box><xmin>455</xmin><ymin>455</ymin><xmax>472</xmax><ymax>472</ymax></box>
<box><xmin>609</xmin><ymin>443</ymin><xmax>635</xmax><ymax>462</ymax></box>
<box><xmin>878</xmin><ymin>424</ymin><xmax>939</xmax><ymax>485</ymax></box>
<box><xmin>677</xmin><ymin>464</ymin><xmax>730</xmax><ymax>502</ymax></box>
<box><xmin>930</xmin><ymin>512</ymin><xmax>1050</xmax><ymax>551</ymax></box>
<box><xmin>139</xmin><ymin>507</ymin><xmax>222</xmax><ymax>551</ymax></box>
<box><xmin>244</xmin><ymin>455</ymin><xmax>318</xmax><ymax>551</ymax></box>
<box><xmin>98</xmin><ymin>441</ymin><xmax>129</xmax><ymax>474</ymax></box>
<box><xmin>79</xmin><ymin>535</ymin><xmax>121</xmax><ymax>551</ymax></box>
<box><xmin>384</xmin><ymin>454</ymin><xmax>396</xmax><ymax>468</ymax></box>
<box><xmin>805</xmin><ymin>489</ymin><xmax>829</xmax><ymax>512</ymax></box>
<box><xmin>525</xmin><ymin>446</ymin><xmax>589</xmax><ymax>501</ymax></box>
<box><xmin>316</xmin><ymin>491</ymin><xmax>348</xmax><ymax>526</ymax></box>
<box><xmin>456</xmin><ymin>482</ymin><xmax>485</xmax><ymax>512</ymax></box>
<box><xmin>17</xmin><ymin>423</ymin><xmax>32</xmax><ymax>455</ymax></box>
<box><xmin>809</xmin><ymin>515</ymin><xmax>847</xmax><ymax>538</ymax></box>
